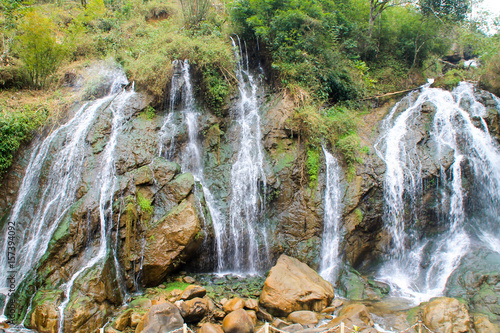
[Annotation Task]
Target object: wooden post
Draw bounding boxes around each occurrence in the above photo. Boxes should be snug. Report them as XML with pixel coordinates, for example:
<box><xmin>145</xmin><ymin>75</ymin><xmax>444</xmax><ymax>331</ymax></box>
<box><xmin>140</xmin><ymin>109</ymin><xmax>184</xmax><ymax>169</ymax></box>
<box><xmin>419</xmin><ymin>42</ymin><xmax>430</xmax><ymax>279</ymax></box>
<box><xmin>264</xmin><ymin>322</ymin><xmax>269</xmax><ymax>333</ymax></box>
<box><xmin>340</xmin><ymin>322</ymin><xmax>345</xmax><ymax>333</ymax></box>
<box><xmin>183</xmin><ymin>323</ymin><xmax>188</xmax><ymax>333</ymax></box>
<box><xmin>418</xmin><ymin>321</ymin><xmax>422</xmax><ymax>333</ymax></box>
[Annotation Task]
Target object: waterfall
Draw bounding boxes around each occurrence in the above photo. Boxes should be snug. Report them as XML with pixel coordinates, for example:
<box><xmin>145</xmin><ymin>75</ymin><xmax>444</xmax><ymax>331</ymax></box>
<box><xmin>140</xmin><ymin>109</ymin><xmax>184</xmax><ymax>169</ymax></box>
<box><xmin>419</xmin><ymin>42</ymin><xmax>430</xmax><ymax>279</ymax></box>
<box><xmin>319</xmin><ymin>148</ymin><xmax>343</xmax><ymax>284</ymax></box>
<box><xmin>57</xmin><ymin>83</ymin><xmax>136</xmax><ymax>332</ymax></box>
<box><xmin>0</xmin><ymin>69</ymin><xmax>128</xmax><ymax>315</ymax></box>
<box><xmin>160</xmin><ymin>60</ymin><xmax>226</xmax><ymax>272</ymax></box>
<box><xmin>375</xmin><ymin>82</ymin><xmax>500</xmax><ymax>303</ymax></box>
<box><xmin>227</xmin><ymin>37</ymin><xmax>268</xmax><ymax>273</ymax></box>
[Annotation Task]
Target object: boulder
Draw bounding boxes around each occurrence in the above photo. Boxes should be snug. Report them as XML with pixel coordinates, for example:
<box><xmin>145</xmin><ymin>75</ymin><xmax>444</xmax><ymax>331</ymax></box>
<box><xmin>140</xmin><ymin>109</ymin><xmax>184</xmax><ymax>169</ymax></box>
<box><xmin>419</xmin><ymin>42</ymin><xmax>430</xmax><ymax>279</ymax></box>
<box><xmin>175</xmin><ymin>297</ymin><xmax>209</xmax><ymax>323</ymax></box>
<box><xmin>259</xmin><ymin>255</ymin><xmax>334</xmax><ymax>316</ymax></box>
<box><xmin>142</xmin><ymin>196</ymin><xmax>202</xmax><ymax>286</ymax></box>
<box><xmin>257</xmin><ymin>308</ymin><xmax>273</xmax><ymax>322</ymax></box>
<box><xmin>183</xmin><ymin>276</ymin><xmax>196</xmax><ymax>284</ymax></box>
<box><xmin>422</xmin><ymin>297</ymin><xmax>471</xmax><ymax>333</ymax></box>
<box><xmin>222</xmin><ymin>309</ymin><xmax>254</xmax><ymax>333</ymax></box>
<box><xmin>473</xmin><ymin>314</ymin><xmax>500</xmax><ymax>333</ymax></box>
<box><xmin>114</xmin><ymin>309</ymin><xmax>132</xmax><ymax>330</ymax></box>
<box><xmin>200</xmin><ymin>323</ymin><xmax>224</xmax><ymax>333</ymax></box>
<box><xmin>245</xmin><ymin>298</ymin><xmax>259</xmax><ymax>311</ymax></box>
<box><xmin>138</xmin><ymin>302</ymin><xmax>184</xmax><ymax>333</ymax></box>
<box><xmin>180</xmin><ymin>285</ymin><xmax>206</xmax><ymax>300</ymax></box>
<box><xmin>282</xmin><ymin>324</ymin><xmax>303</xmax><ymax>333</ymax></box>
<box><xmin>272</xmin><ymin>318</ymin><xmax>289</xmax><ymax>329</ymax></box>
<box><xmin>246</xmin><ymin>310</ymin><xmax>257</xmax><ymax>326</ymax></box>
<box><xmin>223</xmin><ymin>297</ymin><xmax>245</xmax><ymax>313</ymax></box>
<box><xmin>287</xmin><ymin>311</ymin><xmax>318</xmax><ymax>325</ymax></box>
<box><xmin>327</xmin><ymin>304</ymin><xmax>374</xmax><ymax>329</ymax></box>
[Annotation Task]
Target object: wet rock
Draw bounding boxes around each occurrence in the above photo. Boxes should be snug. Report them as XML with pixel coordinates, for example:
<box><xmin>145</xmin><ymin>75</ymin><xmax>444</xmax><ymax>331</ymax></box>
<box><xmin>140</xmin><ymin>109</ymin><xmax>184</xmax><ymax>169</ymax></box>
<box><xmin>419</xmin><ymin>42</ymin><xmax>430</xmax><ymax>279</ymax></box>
<box><xmin>180</xmin><ymin>285</ymin><xmax>206</xmax><ymax>300</ymax></box>
<box><xmin>223</xmin><ymin>297</ymin><xmax>245</xmax><ymax>313</ymax></box>
<box><xmin>167</xmin><ymin>173</ymin><xmax>195</xmax><ymax>203</ymax></box>
<box><xmin>422</xmin><ymin>297</ymin><xmax>471</xmax><ymax>333</ymax></box>
<box><xmin>29</xmin><ymin>290</ymin><xmax>62</xmax><ymax>333</ymax></box>
<box><xmin>222</xmin><ymin>309</ymin><xmax>254</xmax><ymax>333</ymax></box>
<box><xmin>142</xmin><ymin>195</ymin><xmax>202</xmax><ymax>286</ymax></box>
<box><xmin>260</xmin><ymin>255</ymin><xmax>334</xmax><ymax>316</ymax></box>
<box><xmin>131</xmin><ymin>312</ymin><xmax>144</xmax><ymax>327</ymax></box>
<box><xmin>287</xmin><ymin>311</ymin><xmax>318</xmax><ymax>325</ymax></box>
<box><xmin>200</xmin><ymin>323</ymin><xmax>224</xmax><ymax>333</ymax></box>
<box><xmin>138</xmin><ymin>302</ymin><xmax>184</xmax><ymax>333</ymax></box>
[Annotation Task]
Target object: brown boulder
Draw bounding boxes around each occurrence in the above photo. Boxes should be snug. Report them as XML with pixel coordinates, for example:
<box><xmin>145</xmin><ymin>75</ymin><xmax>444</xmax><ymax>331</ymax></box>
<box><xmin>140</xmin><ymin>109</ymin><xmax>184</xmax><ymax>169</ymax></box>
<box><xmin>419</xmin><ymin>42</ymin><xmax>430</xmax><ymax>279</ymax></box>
<box><xmin>142</xmin><ymin>197</ymin><xmax>202</xmax><ymax>286</ymax></box>
<box><xmin>259</xmin><ymin>255</ymin><xmax>334</xmax><ymax>316</ymax></box>
<box><xmin>180</xmin><ymin>285</ymin><xmax>207</xmax><ymax>300</ymax></box>
<box><xmin>327</xmin><ymin>304</ymin><xmax>374</xmax><ymax>329</ymax></box>
<box><xmin>114</xmin><ymin>309</ymin><xmax>132</xmax><ymax>330</ymax></box>
<box><xmin>175</xmin><ymin>297</ymin><xmax>209</xmax><ymax>323</ymax></box>
<box><xmin>223</xmin><ymin>297</ymin><xmax>246</xmax><ymax>313</ymax></box>
<box><xmin>200</xmin><ymin>323</ymin><xmax>224</xmax><ymax>333</ymax></box>
<box><xmin>473</xmin><ymin>314</ymin><xmax>500</xmax><ymax>333</ymax></box>
<box><xmin>245</xmin><ymin>298</ymin><xmax>259</xmax><ymax>311</ymax></box>
<box><xmin>222</xmin><ymin>309</ymin><xmax>254</xmax><ymax>333</ymax></box>
<box><xmin>246</xmin><ymin>310</ymin><xmax>257</xmax><ymax>326</ymax></box>
<box><xmin>422</xmin><ymin>297</ymin><xmax>471</xmax><ymax>333</ymax></box>
<box><xmin>287</xmin><ymin>311</ymin><xmax>318</xmax><ymax>325</ymax></box>
<box><xmin>138</xmin><ymin>302</ymin><xmax>184</xmax><ymax>333</ymax></box>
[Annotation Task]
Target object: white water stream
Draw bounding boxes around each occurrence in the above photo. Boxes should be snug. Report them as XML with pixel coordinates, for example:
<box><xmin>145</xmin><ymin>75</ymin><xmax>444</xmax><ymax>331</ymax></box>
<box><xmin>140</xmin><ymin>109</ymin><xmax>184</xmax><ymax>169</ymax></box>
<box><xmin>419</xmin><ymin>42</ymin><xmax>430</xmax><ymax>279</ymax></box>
<box><xmin>375</xmin><ymin>82</ymin><xmax>500</xmax><ymax>303</ymax></box>
<box><xmin>0</xmin><ymin>69</ymin><xmax>129</xmax><ymax>322</ymax></box>
<box><xmin>227</xmin><ymin>37</ymin><xmax>269</xmax><ymax>273</ymax></box>
<box><xmin>319</xmin><ymin>148</ymin><xmax>343</xmax><ymax>284</ymax></box>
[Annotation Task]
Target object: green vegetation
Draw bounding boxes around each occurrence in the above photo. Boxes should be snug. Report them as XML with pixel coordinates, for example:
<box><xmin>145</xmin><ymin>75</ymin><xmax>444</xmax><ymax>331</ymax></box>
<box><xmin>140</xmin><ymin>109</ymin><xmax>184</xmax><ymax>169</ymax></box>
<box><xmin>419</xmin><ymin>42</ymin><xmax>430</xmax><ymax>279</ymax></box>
<box><xmin>0</xmin><ymin>106</ymin><xmax>47</xmax><ymax>179</ymax></box>
<box><xmin>306</xmin><ymin>148</ymin><xmax>320</xmax><ymax>188</ymax></box>
<box><xmin>141</xmin><ymin>105</ymin><xmax>156</xmax><ymax>120</ymax></box>
<box><xmin>0</xmin><ymin>0</ymin><xmax>499</xmax><ymax>182</ymax></box>
<box><xmin>137</xmin><ymin>191</ymin><xmax>153</xmax><ymax>214</ymax></box>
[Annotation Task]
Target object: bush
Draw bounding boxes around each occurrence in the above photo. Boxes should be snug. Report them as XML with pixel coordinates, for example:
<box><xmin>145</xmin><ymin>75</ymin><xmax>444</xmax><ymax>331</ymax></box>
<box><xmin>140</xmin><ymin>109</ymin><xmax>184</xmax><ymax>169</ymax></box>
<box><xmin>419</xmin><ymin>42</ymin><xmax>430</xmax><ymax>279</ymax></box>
<box><xmin>0</xmin><ymin>107</ymin><xmax>48</xmax><ymax>179</ymax></box>
<box><xmin>15</xmin><ymin>11</ymin><xmax>67</xmax><ymax>88</ymax></box>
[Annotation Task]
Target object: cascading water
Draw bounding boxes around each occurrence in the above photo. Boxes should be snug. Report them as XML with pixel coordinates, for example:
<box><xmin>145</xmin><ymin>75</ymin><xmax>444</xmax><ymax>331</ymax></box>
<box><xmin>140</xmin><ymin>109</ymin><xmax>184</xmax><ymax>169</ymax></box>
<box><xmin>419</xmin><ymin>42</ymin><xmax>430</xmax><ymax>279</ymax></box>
<box><xmin>160</xmin><ymin>60</ymin><xmax>226</xmax><ymax>271</ymax></box>
<box><xmin>319</xmin><ymin>147</ymin><xmax>343</xmax><ymax>284</ymax></box>
<box><xmin>0</xmin><ymin>69</ymin><xmax>128</xmax><ymax>317</ymax></box>
<box><xmin>227</xmin><ymin>37</ymin><xmax>268</xmax><ymax>273</ymax></box>
<box><xmin>375</xmin><ymin>82</ymin><xmax>500</xmax><ymax>303</ymax></box>
<box><xmin>58</xmin><ymin>84</ymin><xmax>136</xmax><ymax>332</ymax></box>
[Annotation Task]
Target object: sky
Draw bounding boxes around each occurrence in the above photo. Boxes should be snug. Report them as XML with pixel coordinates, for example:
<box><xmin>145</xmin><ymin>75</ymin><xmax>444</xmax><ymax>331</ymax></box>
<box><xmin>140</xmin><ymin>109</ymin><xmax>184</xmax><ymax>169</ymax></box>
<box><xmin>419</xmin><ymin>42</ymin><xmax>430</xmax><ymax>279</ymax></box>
<box><xmin>473</xmin><ymin>0</ymin><xmax>500</xmax><ymax>33</ymax></box>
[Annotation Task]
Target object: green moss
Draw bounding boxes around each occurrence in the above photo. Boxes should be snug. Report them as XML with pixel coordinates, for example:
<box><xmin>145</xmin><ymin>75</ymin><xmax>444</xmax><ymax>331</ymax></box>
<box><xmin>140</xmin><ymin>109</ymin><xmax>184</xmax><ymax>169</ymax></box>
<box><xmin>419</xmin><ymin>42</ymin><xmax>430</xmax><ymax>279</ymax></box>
<box><xmin>140</xmin><ymin>105</ymin><xmax>156</xmax><ymax>120</ymax></box>
<box><xmin>306</xmin><ymin>148</ymin><xmax>320</xmax><ymax>189</ymax></box>
<box><xmin>137</xmin><ymin>192</ymin><xmax>153</xmax><ymax>214</ymax></box>
<box><xmin>163</xmin><ymin>281</ymin><xmax>190</xmax><ymax>293</ymax></box>
<box><xmin>354</xmin><ymin>208</ymin><xmax>363</xmax><ymax>223</ymax></box>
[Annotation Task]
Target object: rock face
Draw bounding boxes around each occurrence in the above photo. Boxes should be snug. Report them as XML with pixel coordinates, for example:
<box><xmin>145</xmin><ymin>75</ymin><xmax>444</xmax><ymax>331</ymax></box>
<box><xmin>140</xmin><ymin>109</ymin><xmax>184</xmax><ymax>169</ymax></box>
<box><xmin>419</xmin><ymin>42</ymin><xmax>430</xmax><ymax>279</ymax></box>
<box><xmin>287</xmin><ymin>311</ymin><xmax>318</xmax><ymax>325</ymax></box>
<box><xmin>422</xmin><ymin>298</ymin><xmax>471</xmax><ymax>333</ymax></box>
<box><xmin>142</xmin><ymin>195</ymin><xmax>202</xmax><ymax>286</ymax></box>
<box><xmin>259</xmin><ymin>255</ymin><xmax>334</xmax><ymax>316</ymax></box>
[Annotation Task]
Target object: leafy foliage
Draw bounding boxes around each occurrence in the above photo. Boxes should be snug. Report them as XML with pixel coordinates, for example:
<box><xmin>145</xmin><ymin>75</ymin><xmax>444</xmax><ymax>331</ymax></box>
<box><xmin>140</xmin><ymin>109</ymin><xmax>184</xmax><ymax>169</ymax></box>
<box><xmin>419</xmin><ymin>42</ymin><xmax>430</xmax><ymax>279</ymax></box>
<box><xmin>15</xmin><ymin>12</ymin><xmax>67</xmax><ymax>87</ymax></box>
<box><xmin>0</xmin><ymin>107</ymin><xmax>47</xmax><ymax>179</ymax></box>
<box><xmin>419</xmin><ymin>0</ymin><xmax>470</xmax><ymax>21</ymax></box>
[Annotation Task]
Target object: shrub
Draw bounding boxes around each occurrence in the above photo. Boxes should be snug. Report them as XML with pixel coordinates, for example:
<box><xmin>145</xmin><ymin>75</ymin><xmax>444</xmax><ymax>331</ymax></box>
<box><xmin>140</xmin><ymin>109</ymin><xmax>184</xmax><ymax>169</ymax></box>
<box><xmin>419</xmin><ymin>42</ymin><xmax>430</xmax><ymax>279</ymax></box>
<box><xmin>15</xmin><ymin>11</ymin><xmax>67</xmax><ymax>88</ymax></box>
<box><xmin>0</xmin><ymin>107</ymin><xmax>48</xmax><ymax>179</ymax></box>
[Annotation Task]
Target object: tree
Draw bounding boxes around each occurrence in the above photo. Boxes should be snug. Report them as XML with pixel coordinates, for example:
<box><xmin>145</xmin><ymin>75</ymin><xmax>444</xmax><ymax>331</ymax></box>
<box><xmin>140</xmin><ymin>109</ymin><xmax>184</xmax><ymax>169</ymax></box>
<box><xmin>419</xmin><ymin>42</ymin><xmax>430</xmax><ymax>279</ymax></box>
<box><xmin>419</xmin><ymin>0</ymin><xmax>470</xmax><ymax>21</ymax></box>
<box><xmin>368</xmin><ymin>0</ymin><xmax>414</xmax><ymax>37</ymax></box>
<box><xmin>16</xmin><ymin>12</ymin><xmax>66</xmax><ymax>88</ymax></box>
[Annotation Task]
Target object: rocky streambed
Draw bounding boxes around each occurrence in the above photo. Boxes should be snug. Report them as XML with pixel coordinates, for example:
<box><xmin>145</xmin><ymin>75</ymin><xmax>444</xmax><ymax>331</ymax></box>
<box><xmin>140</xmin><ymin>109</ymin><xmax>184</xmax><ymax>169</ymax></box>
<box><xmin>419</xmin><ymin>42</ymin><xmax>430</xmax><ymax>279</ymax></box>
<box><xmin>18</xmin><ymin>255</ymin><xmax>490</xmax><ymax>333</ymax></box>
